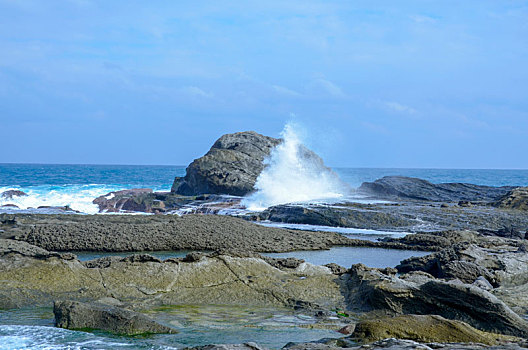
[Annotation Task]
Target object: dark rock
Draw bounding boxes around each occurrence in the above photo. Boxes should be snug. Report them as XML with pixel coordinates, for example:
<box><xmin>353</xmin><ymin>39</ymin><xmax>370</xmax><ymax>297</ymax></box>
<box><xmin>82</xmin><ymin>256</ymin><xmax>123</xmax><ymax>268</ymax></box>
<box><xmin>337</xmin><ymin>324</ymin><xmax>356</xmax><ymax>335</ymax></box>
<box><xmin>121</xmin><ymin>254</ymin><xmax>162</xmax><ymax>264</ymax></box>
<box><xmin>185</xmin><ymin>343</ymin><xmax>268</xmax><ymax>350</ymax></box>
<box><xmin>1</xmin><ymin>204</ymin><xmax>19</xmax><ymax>208</ymax></box>
<box><xmin>458</xmin><ymin>200</ymin><xmax>472</xmax><ymax>207</ymax></box>
<box><xmin>1</xmin><ymin>190</ymin><xmax>27</xmax><ymax>199</ymax></box>
<box><xmin>396</xmin><ymin>244</ymin><xmax>498</xmax><ymax>286</ymax></box>
<box><xmin>494</xmin><ymin>187</ymin><xmax>528</xmax><ymax>211</ymax></box>
<box><xmin>262</xmin><ymin>257</ymin><xmax>305</xmax><ymax>270</ymax></box>
<box><xmin>478</xmin><ymin>227</ymin><xmax>527</xmax><ymax>240</ymax></box>
<box><xmin>344</xmin><ymin>264</ymin><xmax>528</xmax><ymax>337</ymax></box>
<box><xmin>53</xmin><ymin>300</ymin><xmax>176</xmax><ymax>335</ymax></box>
<box><xmin>172</xmin><ymin>131</ymin><xmax>281</xmax><ymax>196</ymax></box>
<box><xmin>253</xmin><ymin>204</ymin><xmax>414</xmax><ymax>230</ymax></box>
<box><xmin>324</xmin><ymin>263</ymin><xmax>348</xmax><ymax>275</ymax></box>
<box><xmin>92</xmin><ymin>189</ymin><xmax>153</xmax><ymax>212</ymax></box>
<box><xmin>358</xmin><ymin>176</ymin><xmax>515</xmax><ymax>202</ymax></box>
<box><xmin>36</xmin><ymin>205</ymin><xmax>80</xmax><ymax>213</ymax></box>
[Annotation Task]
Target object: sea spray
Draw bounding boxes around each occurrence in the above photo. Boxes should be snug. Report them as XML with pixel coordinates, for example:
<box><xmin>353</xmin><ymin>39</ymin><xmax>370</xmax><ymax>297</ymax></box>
<box><xmin>242</xmin><ymin>122</ymin><xmax>350</xmax><ymax>211</ymax></box>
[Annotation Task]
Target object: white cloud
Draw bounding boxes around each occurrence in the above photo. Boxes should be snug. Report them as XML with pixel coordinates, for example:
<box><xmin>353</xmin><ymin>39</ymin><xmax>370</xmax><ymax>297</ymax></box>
<box><xmin>272</xmin><ymin>85</ymin><xmax>302</xmax><ymax>97</ymax></box>
<box><xmin>308</xmin><ymin>78</ymin><xmax>346</xmax><ymax>98</ymax></box>
<box><xmin>181</xmin><ymin>86</ymin><xmax>213</xmax><ymax>98</ymax></box>
<box><xmin>409</xmin><ymin>15</ymin><xmax>437</xmax><ymax>24</ymax></box>
<box><xmin>384</xmin><ymin>101</ymin><xmax>417</xmax><ymax>115</ymax></box>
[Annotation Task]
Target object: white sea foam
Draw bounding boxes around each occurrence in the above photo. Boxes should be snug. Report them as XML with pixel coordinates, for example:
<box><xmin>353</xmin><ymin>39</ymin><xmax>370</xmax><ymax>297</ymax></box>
<box><xmin>242</xmin><ymin>122</ymin><xmax>351</xmax><ymax>211</ymax></box>
<box><xmin>0</xmin><ymin>185</ymin><xmax>128</xmax><ymax>214</ymax></box>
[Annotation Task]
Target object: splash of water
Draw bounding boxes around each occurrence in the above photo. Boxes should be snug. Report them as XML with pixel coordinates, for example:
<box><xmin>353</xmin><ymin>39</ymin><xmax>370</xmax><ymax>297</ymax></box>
<box><xmin>242</xmin><ymin>122</ymin><xmax>350</xmax><ymax>211</ymax></box>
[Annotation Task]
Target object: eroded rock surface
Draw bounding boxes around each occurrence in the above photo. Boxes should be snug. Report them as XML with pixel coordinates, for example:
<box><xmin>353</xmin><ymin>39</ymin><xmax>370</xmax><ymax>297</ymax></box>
<box><xmin>494</xmin><ymin>187</ymin><xmax>528</xmax><ymax>211</ymax></box>
<box><xmin>172</xmin><ymin>131</ymin><xmax>281</xmax><ymax>196</ymax></box>
<box><xmin>358</xmin><ymin>176</ymin><xmax>515</xmax><ymax>202</ymax></box>
<box><xmin>54</xmin><ymin>300</ymin><xmax>176</xmax><ymax>335</ymax></box>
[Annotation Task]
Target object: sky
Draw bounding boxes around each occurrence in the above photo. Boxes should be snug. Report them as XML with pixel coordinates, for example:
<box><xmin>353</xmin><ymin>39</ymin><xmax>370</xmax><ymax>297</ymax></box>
<box><xmin>0</xmin><ymin>0</ymin><xmax>527</xmax><ymax>168</ymax></box>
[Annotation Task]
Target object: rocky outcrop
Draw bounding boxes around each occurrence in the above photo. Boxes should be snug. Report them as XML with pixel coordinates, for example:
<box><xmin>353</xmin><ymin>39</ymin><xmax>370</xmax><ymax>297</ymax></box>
<box><xmin>0</xmin><ymin>190</ymin><xmax>27</xmax><ymax>199</ymax></box>
<box><xmin>350</xmin><ymin>314</ymin><xmax>511</xmax><ymax>345</ymax></box>
<box><xmin>283</xmin><ymin>338</ymin><xmax>528</xmax><ymax>350</ymax></box>
<box><xmin>92</xmin><ymin>188</ymin><xmax>154</xmax><ymax>213</ymax></box>
<box><xmin>9</xmin><ymin>214</ymin><xmax>353</xmax><ymax>253</ymax></box>
<box><xmin>358</xmin><ymin>176</ymin><xmax>515</xmax><ymax>202</ymax></box>
<box><xmin>0</xmin><ymin>241</ymin><xmax>344</xmax><ymax>310</ymax></box>
<box><xmin>54</xmin><ymin>300</ymin><xmax>176</xmax><ymax>335</ymax></box>
<box><xmin>494</xmin><ymin>187</ymin><xmax>528</xmax><ymax>211</ymax></box>
<box><xmin>343</xmin><ymin>264</ymin><xmax>528</xmax><ymax>337</ymax></box>
<box><xmin>172</xmin><ymin>131</ymin><xmax>281</xmax><ymax>196</ymax></box>
<box><xmin>186</xmin><ymin>343</ymin><xmax>268</xmax><ymax>350</ymax></box>
<box><xmin>396</xmin><ymin>242</ymin><xmax>528</xmax><ymax>288</ymax></box>
<box><xmin>250</xmin><ymin>204</ymin><xmax>415</xmax><ymax>230</ymax></box>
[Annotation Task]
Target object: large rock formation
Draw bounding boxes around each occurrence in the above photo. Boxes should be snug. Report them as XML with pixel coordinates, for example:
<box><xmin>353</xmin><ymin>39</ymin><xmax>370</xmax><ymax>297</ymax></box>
<box><xmin>172</xmin><ymin>131</ymin><xmax>281</xmax><ymax>196</ymax></box>
<box><xmin>358</xmin><ymin>176</ymin><xmax>515</xmax><ymax>202</ymax></box>
<box><xmin>343</xmin><ymin>264</ymin><xmax>528</xmax><ymax>338</ymax></box>
<box><xmin>54</xmin><ymin>300</ymin><xmax>176</xmax><ymax>335</ymax></box>
<box><xmin>494</xmin><ymin>187</ymin><xmax>528</xmax><ymax>211</ymax></box>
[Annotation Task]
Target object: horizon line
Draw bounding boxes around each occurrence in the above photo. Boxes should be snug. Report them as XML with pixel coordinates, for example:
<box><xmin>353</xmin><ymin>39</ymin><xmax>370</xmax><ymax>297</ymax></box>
<box><xmin>1</xmin><ymin>162</ymin><xmax>528</xmax><ymax>171</ymax></box>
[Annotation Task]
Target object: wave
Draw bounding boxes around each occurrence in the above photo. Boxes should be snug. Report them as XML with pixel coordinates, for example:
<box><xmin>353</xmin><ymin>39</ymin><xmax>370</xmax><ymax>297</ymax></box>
<box><xmin>242</xmin><ymin>122</ymin><xmax>351</xmax><ymax>211</ymax></box>
<box><xmin>0</xmin><ymin>184</ymin><xmax>171</xmax><ymax>214</ymax></box>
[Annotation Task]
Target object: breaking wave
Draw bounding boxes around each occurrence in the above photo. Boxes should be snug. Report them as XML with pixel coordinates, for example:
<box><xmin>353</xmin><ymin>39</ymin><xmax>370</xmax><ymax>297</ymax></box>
<box><xmin>242</xmin><ymin>122</ymin><xmax>350</xmax><ymax>211</ymax></box>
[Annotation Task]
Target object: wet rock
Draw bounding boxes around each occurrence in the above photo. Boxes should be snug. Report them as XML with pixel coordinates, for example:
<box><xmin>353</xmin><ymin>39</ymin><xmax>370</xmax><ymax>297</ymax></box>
<box><xmin>344</xmin><ymin>264</ymin><xmax>528</xmax><ymax>337</ymax></box>
<box><xmin>337</xmin><ymin>324</ymin><xmax>356</xmax><ymax>335</ymax></box>
<box><xmin>1</xmin><ymin>204</ymin><xmax>19</xmax><ymax>208</ymax></box>
<box><xmin>172</xmin><ymin>131</ymin><xmax>281</xmax><ymax>196</ymax></box>
<box><xmin>0</xmin><ymin>190</ymin><xmax>27</xmax><ymax>199</ymax></box>
<box><xmin>186</xmin><ymin>343</ymin><xmax>268</xmax><ymax>350</ymax></box>
<box><xmin>253</xmin><ymin>204</ymin><xmax>414</xmax><ymax>230</ymax></box>
<box><xmin>358</xmin><ymin>176</ymin><xmax>515</xmax><ymax>202</ymax></box>
<box><xmin>262</xmin><ymin>256</ymin><xmax>305</xmax><ymax>270</ymax></box>
<box><xmin>324</xmin><ymin>263</ymin><xmax>348</xmax><ymax>275</ymax></box>
<box><xmin>0</xmin><ymin>246</ymin><xmax>345</xmax><ymax>310</ymax></box>
<box><xmin>92</xmin><ymin>189</ymin><xmax>153</xmax><ymax>213</ymax></box>
<box><xmin>478</xmin><ymin>227</ymin><xmax>527</xmax><ymax>240</ymax></box>
<box><xmin>494</xmin><ymin>187</ymin><xmax>528</xmax><ymax>211</ymax></box>
<box><xmin>53</xmin><ymin>300</ymin><xmax>176</xmax><ymax>335</ymax></box>
<box><xmin>350</xmin><ymin>314</ymin><xmax>507</xmax><ymax>345</ymax></box>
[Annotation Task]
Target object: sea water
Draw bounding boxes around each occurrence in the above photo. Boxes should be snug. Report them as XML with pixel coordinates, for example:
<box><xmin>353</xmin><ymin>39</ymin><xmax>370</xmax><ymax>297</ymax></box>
<box><xmin>1</xmin><ymin>163</ymin><xmax>527</xmax><ymax>214</ymax></box>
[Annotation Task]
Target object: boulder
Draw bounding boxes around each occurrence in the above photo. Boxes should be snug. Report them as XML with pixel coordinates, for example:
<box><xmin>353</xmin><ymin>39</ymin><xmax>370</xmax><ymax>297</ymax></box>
<box><xmin>0</xmin><ymin>190</ymin><xmax>27</xmax><ymax>199</ymax></box>
<box><xmin>172</xmin><ymin>131</ymin><xmax>281</xmax><ymax>196</ymax></box>
<box><xmin>358</xmin><ymin>176</ymin><xmax>515</xmax><ymax>202</ymax></box>
<box><xmin>350</xmin><ymin>314</ymin><xmax>509</xmax><ymax>345</ymax></box>
<box><xmin>92</xmin><ymin>189</ymin><xmax>154</xmax><ymax>213</ymax></box>
<box><xmin>343</xmin><ymin>264</ymin><xmax>528</xmax><ymax>337</ymax></box>
<box><xmin>494</xmin><ymin>187</ymin><xmax>528</xmax><ymax>211</ymax></box>
<box><xmin>53</xmin><ymin>300</ymin><xmax>176</xmax><ymax>335</ymax></box>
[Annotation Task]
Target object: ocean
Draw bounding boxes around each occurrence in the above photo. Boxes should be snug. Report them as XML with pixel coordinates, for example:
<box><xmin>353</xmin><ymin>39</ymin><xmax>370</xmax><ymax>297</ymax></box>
<box><xmin>1</xmin><ymin>163</ymin><xmax>527</xmax><ymax>214</ymax></box>
<box><xmin>1</xmin><ymin>163</ymin><xmax>528</xmax><ymax>349</ymax></box>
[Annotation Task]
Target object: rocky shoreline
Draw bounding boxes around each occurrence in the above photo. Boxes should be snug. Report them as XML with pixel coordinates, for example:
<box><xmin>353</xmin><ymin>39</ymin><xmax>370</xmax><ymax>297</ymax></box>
<box><xmin>1</xmin><ymin>131</ymin><xmax>528</xmax><ymax>349</ymax></box>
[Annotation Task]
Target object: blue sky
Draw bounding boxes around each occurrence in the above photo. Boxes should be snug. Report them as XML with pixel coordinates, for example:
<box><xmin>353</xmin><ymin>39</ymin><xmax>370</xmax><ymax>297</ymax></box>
<box><xmin>1</xmin><ymin>0</ymin><xmax>527</xmax><ymax>168</ymax></box>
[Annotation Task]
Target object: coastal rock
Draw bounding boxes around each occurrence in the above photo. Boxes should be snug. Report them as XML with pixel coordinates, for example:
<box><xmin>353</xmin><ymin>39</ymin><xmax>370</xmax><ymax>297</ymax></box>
<box><xmin>53</xmin><ymin>300</ymin><xmax>176</xmax><ymax>335</ymax></box>
<box><xmin>186</xmin><ymin>343</ymin><xmax>268</xmax><ymax>350</ymax></box>
<box><xmin>0</xmin><ymin>190</ymin><xmax>27</xmax><ymax>199</ymax></box>
<box><xmin>343</xmin><ymin>264</ymin><xmax>528</xmax><ymax>337</ymax></box>
<box><xmin>172</xmin><ymin>131</ymin><xmax>281</xmax><ymax>196</ymax></box>
<box><xmin>12</xmin><ymin>214</ymin><xmax>352</xmax><ymax>253</ymax></box>
<box><xmin>494</xmin><ymin>187</ymin><xmax>528</xmax><ymax>211</ymax></box>
<box><xmin>92</xmin><ymin>188</ymin><xmax>154</xmax><ymax>213</ymax></box>
<box><xmin>358</xmin><ymin>176</ymin><xmax>515</xmax><ymax>202</ymax></box>
<box><xmin>350</xmin><ymin>314</ymin><xmax>508</xmax><ymax>345</ymax></box>
<box><xmin>0</xmin><ymin>241</ymin><xmax>346</xmax><ymax>310</ymax></box>
<box><xmin>252</xmin><ymin>204</ymin><xmax>414</xmax><ymax>230</ymax></box>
